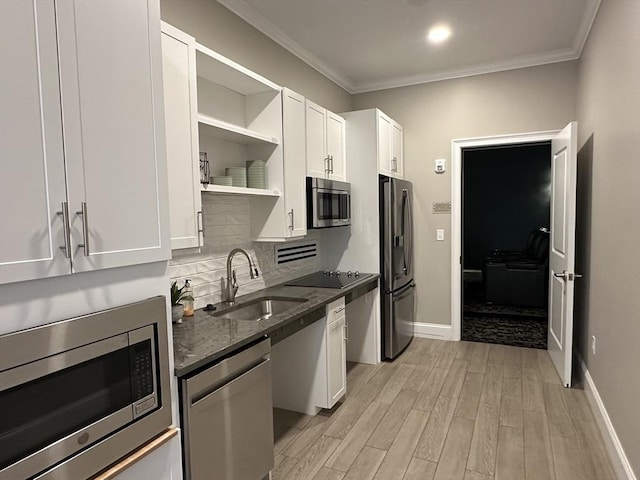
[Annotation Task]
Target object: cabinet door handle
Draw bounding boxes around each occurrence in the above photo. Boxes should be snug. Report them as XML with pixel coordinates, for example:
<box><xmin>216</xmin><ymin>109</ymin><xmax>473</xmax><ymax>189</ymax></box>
<box><xmin>76</xmin><ymin>202</ymin><xmax>90</xmax><ymax>256</ymax></box>
<box><xmin>57</xmin><ymin>201</ymin><xmax>71</xmax><ymax>259</ymax></box>
<box><xmin>324</xmin><ymin>156</ymin><xmax>330</xmax><ymax>175</ymax></box>
<box><xmin>344</xmin><ymin>323</ymin><xmax>348</xmax><ymax>342</ymax></box>
<box><xmin>288</xmin><ymin>209</ymin><xmax>294</xmax><ymax>230</ymax></box>
<box><xmin>392</xmin><ymin>156</ymin><xmax>397</xmax><ymax>172</ymax></box>
<box><xmin>329</xmin><ymin>154</ymin><xmax>334</xmax><ymax>174</ymax></box>
<box><xmin>197</xmin><ymin>210</ymin><xmax>204</xmax><ymax>246</ymax></box>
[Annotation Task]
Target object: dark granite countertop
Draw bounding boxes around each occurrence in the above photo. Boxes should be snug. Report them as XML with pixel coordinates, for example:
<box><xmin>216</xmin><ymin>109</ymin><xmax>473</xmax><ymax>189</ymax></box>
<box><xmin>172</xmin><ymin>273</ymin><xmax>379</xmax><ymax>377</ymax></box>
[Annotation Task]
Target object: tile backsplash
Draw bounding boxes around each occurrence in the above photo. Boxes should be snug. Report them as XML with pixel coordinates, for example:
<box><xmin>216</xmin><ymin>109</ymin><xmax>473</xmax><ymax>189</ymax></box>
<box><xmin>169</xmin><ymin>194</ymin><xmax>320</xmax><ymax>309</ymax></box>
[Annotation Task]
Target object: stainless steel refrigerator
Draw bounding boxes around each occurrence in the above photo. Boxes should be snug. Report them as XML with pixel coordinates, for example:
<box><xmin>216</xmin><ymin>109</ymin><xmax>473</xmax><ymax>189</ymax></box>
<box><xmin>380</xmin><ymin>175</ymin><xmax>416</xmax><ymax>359</ymax></box>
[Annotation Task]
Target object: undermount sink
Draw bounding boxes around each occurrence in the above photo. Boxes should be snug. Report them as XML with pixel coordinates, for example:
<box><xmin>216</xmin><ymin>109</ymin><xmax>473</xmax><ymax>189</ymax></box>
<box><xmin>212</xmin><ymin>296</ymin><xmax>308</xmax><ymax>321</ymax></box>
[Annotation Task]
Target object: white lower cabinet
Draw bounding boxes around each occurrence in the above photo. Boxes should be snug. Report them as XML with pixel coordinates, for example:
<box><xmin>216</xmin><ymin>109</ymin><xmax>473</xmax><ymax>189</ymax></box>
<box><xmin>324</xmin><ymin>306</ymin><xmax>347</xmax><ymax>408</ymax></box>
<box><xmin>110</xmin><ymin>434</ymin><xmax>183</xmax><ymax>480</ymax></box>
<box><xmin>271</xmin><ymin>298</ymin><xmax>347</xmax><ymax>415</ymax></box>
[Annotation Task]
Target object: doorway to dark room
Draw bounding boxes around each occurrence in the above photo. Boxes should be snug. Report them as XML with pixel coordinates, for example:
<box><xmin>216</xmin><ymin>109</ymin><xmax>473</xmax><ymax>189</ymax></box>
<box><xmin>461</xmin><ymin>142</ymin><xmax>551</xmax><ymax>348</ymax></box>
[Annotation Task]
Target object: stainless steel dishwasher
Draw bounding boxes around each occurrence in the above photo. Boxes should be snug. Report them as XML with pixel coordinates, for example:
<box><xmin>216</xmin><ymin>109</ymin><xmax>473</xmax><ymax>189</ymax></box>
<box><xmin>181</xmin><ymin>338</ymin><xmax>273</xmax><ymax>480</ymax></box>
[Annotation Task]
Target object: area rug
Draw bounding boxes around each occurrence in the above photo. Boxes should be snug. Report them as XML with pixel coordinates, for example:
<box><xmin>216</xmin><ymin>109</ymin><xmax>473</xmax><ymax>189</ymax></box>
<box><xmin>464</xmin><ymin>299</ymin><xmax>547</xmax><ymax>318</ymax></box>
<box><xmin>462</xmin><ymin>314</ymin><xmax>547</xmax><ymax>349</ymax></box>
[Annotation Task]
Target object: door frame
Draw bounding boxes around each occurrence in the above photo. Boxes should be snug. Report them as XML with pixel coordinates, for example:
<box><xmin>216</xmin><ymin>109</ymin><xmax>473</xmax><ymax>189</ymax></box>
<box><xmin>450</xmin><ymin>129</ymin><xmax>560</xmax><ymax>341</ymax></box>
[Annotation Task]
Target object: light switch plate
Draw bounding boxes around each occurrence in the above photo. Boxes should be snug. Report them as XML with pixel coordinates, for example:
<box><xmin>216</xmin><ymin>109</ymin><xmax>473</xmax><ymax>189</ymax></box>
<box><xmin>436</xmin><ymin>229</ymin><xmax>445</xmax><ymax>241</ymax></box>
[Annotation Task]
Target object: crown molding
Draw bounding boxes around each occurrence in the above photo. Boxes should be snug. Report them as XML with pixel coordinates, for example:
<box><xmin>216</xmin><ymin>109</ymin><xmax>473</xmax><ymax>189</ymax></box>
<box><xmin>218</xmin><ymin>0</ymin><xmax>357</xmax><ymax>93</ymax></box>
<box><xmin>574</xmin><ymin>0</ymin><xmax>602</xmax><ymax>57</ymax></box>
<box><xmin>218</xmin><ymin>0</ymin><xmax>600</xmax><ymax>95</ymax></box>
<box><xmin>351</xmin><ymin>48</ymin><xmax>580</xmax><ymax>93</ymax></box>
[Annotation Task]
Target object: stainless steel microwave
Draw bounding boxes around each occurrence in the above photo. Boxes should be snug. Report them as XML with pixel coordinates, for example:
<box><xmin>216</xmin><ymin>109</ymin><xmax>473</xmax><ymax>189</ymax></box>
<box><xmin>0</xmin><ymin>296</ymin><xmax>171</xmax><ymax>480</ymax></box>
<box><xmin>306</xmin><ymin>177</ymin><xmax>351</xmax><ymax>228</ymax></box>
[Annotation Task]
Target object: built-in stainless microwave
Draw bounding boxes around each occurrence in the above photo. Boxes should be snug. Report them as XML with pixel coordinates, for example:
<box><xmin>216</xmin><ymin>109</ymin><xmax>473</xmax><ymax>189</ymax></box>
<box><xmin>307</xmin><ymin>177</ymin><xmax>351</xmax><ymax>228</ymax></box>
<box><xmin>0</xmin><ymin>296</ymin><xmax>171</xmax><ymax>480</ymax></box>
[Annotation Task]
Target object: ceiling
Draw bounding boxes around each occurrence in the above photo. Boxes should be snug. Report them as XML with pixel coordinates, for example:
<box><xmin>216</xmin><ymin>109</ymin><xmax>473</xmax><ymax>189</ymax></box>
<box><xmin>218</xmin><ymin>0</ymin><xmax>601</xmax><ymax>94</ymax></box>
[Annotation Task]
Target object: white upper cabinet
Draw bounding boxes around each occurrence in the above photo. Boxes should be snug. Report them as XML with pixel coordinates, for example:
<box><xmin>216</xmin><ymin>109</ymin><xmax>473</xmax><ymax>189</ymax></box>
<box><xmin>0</xmin><ymin>0</ymin><xmax>70</xmax><ymax>284</ymax></box>
<box><xmin>281</xmin><ymin>89</ymin><xmax>308</xmax><ymax>238</ymax></box>
<box><xmin>391</xmin><ymin>120</ymin><xmax>404</xmax><ymax>178</ymax></box>
<box><xmin>305</xmin><ymin>101</ymin><xmax>328</xmax><ymax>178</ymax></box>
<box><xmin>56</xmin><ymin>0</ymin><xmax>169</xmax><ymax>273</ymax></box>
<box><xmin>305</xmin><ymin>100</ymin><xmax>346</xmax><ymax>181</ymax></box>
<box><xmin>377</xmin><ymin>111</ymin><xmax>404</xmax><ymax>178</ymax></box>
<box><xmin>0</xmin><ymin>0</ymin><xmax>170</xmax><ymax>285</ymax></box>
<box><xmin>343</xmin><ymin>109</ymin><xmax>404</xmax><ymax>179</ymax></box>
<box><xmin>326</xmin><ymin>111</ymin><xmax>347</xmax><ymax>181</ymax></box>
<box><xmin>250</xmin><ymin>87</ymin><xmax>307</xmax><ymax>241</ymax></box>
<box><xmin>161</xmin><ymin>23</ymin><xmax>202</xmax><ymax>250</ymax></box>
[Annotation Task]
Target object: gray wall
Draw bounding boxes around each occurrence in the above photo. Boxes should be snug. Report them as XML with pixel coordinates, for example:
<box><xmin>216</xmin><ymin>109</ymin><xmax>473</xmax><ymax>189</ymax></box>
<box><xmin>160</xmin><ymin>0</ymin><xmax>352</xmax><ymax>113</ymax></box>
<box><xmin>353</xmin><ymin>62</ymin><xmax>578</xmax><ymax>325</ymax></box>
<box><xmin>575</xmin><ymin>0</ymin><xmax>640</xmax><ymax>476</ymax></box>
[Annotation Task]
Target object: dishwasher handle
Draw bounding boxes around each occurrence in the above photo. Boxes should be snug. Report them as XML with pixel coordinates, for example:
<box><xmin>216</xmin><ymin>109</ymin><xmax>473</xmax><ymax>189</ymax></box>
<box><xmin>185</xmin><ymin>338</ymin><xmax>270</xmax><ymax>400</ymax></box>
<box><xmin>191</xmin><ymin>355</ymin><xmax>270</xmax><ymax>407</ymax></box>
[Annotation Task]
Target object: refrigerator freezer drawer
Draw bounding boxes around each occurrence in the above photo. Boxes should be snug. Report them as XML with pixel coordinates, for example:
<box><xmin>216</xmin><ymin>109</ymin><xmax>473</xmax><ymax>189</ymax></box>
<box><xmin>383</xmin><ymin>282</ymin><xmax>415</xmax><ymax>359</ymax></box>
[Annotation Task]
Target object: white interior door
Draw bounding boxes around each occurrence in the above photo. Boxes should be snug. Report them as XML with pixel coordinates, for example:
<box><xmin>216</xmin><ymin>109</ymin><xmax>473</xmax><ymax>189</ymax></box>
<box><xmin>548</xmin><ymin>121</ymin><xmax>578</xmax><ymax>387</ymax></box>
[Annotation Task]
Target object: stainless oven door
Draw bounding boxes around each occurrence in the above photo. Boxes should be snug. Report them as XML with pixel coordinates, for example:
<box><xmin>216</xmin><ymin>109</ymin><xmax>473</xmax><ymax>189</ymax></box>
<box><xmin>0</xmin><ymin>327</ymin><xmax>156</xmax><ymax>480</ymax></box>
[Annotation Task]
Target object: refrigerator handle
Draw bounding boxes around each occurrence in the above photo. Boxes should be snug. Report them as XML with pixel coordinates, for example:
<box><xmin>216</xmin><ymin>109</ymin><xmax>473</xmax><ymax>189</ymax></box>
<box><xmin>406</xmin><ymin>190</ymin><xmax>413</xmax><ymax>274</ymax></box>
<box><xmin>401</xmin><ymin>189</ymin><xmax>408</xmax><ymax>274</ymax></box>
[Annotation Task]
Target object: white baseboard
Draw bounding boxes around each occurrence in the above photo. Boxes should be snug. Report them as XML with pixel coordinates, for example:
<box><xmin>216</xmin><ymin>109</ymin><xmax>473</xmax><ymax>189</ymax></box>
<box><xmin>413</xmin><ymin>322</ymin><xmax>453</xmax><ymax>340</ymax></box>
<box><xmin>578</xmin><ymin>355</ymin><xmax>637</xmax><ymax>480</ymax></box>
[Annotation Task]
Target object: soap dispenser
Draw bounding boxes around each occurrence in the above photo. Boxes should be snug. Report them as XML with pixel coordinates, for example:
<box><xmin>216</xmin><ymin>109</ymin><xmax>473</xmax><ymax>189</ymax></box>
<box><xmin>182</xmin><ymin>279</ymin><xmax>194</xmax><ymax>317</ymax></box>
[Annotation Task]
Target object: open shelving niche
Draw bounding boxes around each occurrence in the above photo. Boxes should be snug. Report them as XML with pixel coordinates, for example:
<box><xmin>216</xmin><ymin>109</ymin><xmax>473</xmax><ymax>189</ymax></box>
<box><xmin>195</xmin><ymin>43</ymin><xmax>289</xmax><ymax>239</ymax></box>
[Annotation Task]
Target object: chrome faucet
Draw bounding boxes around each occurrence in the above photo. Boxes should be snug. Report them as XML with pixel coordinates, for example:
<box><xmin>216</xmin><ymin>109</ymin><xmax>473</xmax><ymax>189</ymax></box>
<box><xmin>225</xmin><ymin>248</ymin><xmax>259</xmax><ymax>305</ymax></box>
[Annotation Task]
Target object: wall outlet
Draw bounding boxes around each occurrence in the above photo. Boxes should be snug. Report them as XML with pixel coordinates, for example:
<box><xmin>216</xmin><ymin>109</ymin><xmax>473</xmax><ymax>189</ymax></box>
<box><xmin>436</xmin><ymin>229</ymin><xmax>445</xmax><ymax>241</ymax></box>
<box><xmin>591</xmin><ymin>335</ymin><xmax>596</xmax><ymax>355</ymax></box>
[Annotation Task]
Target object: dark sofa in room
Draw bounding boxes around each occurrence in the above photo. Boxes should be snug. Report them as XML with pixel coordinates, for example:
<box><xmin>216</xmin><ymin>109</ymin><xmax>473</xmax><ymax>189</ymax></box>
<box><xmin>484</xmin><ymin>228</ymin><xmax>550</xmax><ymax>308</ymax></box>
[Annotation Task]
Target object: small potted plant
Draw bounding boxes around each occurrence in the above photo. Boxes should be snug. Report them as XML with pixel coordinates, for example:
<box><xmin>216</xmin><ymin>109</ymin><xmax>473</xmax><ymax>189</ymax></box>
<box><xmin>171</xmin><ymin>280</ymin><xmax>193</xmax><ymax>324</ymax></box>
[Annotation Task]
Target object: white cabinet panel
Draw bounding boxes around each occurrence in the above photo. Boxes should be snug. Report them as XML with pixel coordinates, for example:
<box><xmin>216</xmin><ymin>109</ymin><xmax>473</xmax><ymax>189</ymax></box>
<box><xmin>377</xmin><ymin>111</ymin><xmax>403</xmax><ymax>178</ymax></box>
<box><xmin>391</xmin><ymin>121</ymin><xmax>404</xmax><ymax>178</ymax></box>
<box><xmin>378</xmin><ymin>113</ymin><xmax>393</xmax><ymax>176</ymax></box>
<box><xmin>305</xmin><ymin>100</ymin><xmax>328</xmax><ymax>178</ymax></box>
<box><xmin>305</xmin><ymin>100</ymin><xmax>346</xmax><ymax>181</ymax></box>
<box><xmin>282</xmin><ymin>88</ymin><xmax>307</xmax><ymax>238</ymax></box>
<box><xmin>1</xmin><ymin>0</ymin><xmax>170</xmax><ymax>285</ymax></box>
<box><xmin>111</xmin><ymin>434</ymin><xmax>183</xmax><ymax>480</ymax></box>
<box><xmin>57</xmin><ymin>0</ymin><xmax>170</xmax><ymax>272</ymax></box>
<box><xmin>326</xmin><ymin>112</ymin><xmax>346</xmax><ymax>181</ymax></box>
<box><xmin>327</xmin><ymin>315</ymin><xmax>347</xmax><ymax>405</ymax></box>
<box><xmin>0</xmin><ymin>0</ymin><xmax>70</xmax><ymax>283</ymax></box>
<box><xmin>346</xmin><ymin>108</ymin><xmax>403</xmax><ymax>179</ymax></box>
<box><xmin>161</xmin><ymin>23</ymin><xmax>202</xmax><ymax>250</ymax></box>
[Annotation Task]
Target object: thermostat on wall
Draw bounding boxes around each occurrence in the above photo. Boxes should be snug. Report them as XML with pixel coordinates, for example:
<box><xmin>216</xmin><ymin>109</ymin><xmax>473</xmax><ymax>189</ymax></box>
<box><xmin>434</xmin><ymin>158</ymin><xmax>446</xmax><ymax>174</ymax></box>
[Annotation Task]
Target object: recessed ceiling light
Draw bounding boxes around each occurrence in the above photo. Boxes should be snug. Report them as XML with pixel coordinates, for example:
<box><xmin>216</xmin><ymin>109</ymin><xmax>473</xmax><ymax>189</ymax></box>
<box><xmin>427</xmin><ymin>25</ymin><xmax>451</xmax><ymax>44</ymax></box>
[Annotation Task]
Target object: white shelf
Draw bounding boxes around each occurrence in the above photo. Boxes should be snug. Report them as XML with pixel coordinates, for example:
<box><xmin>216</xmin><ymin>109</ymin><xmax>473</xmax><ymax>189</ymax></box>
<box><xmin>201</xmin><ymin>184</ymin><xmax>280</xmax><ymax>197</ymax></box>
<box><xmin>195</xmin><ymin>43</ymin><xmax>281</xmax><ymax>95</ymax></box>
<box><xmin>198</xmin><ymin>114</ymin><xmax>280</xmax><ymax>145</ymax></box>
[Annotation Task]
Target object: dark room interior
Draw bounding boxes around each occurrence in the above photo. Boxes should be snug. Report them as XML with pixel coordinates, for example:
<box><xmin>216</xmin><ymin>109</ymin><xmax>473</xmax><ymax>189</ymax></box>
<box><xmin>462</xmin><ymin>141</ymin><xmax>552</xmax><ymax>348</ymax></box>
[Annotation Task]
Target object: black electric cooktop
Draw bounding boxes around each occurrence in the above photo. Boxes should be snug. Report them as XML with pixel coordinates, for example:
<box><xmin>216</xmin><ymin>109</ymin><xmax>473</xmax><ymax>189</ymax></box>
<box><xmin>285</xmin><ymin>270</ymin><xmax>370</xmax><ymax>289</ymax></box>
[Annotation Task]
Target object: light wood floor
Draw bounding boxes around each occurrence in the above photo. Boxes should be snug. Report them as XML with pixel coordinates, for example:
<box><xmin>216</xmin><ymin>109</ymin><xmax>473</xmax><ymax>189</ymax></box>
<box><xmin>272</xmin><ymin>338</ymin><xmax>617</xmax><ymax>480</ymax></box>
